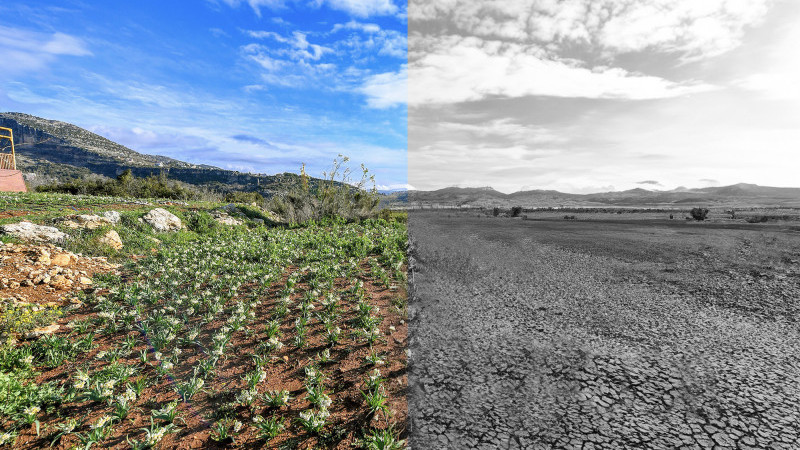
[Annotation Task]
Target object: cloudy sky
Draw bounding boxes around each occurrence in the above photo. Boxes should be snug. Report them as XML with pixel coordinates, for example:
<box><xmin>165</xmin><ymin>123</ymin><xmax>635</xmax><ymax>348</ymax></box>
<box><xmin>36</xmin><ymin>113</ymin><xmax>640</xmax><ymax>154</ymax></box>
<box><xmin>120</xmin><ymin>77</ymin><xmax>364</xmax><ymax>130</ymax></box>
<box><xmin>409</xmin><ymin>0</ymin><xmax>800</xmax><ymax>193</ymax></box>
<box><xmin>0</xmin><ymin>0</ymin><xmax>407</xmax><ymax>189</ymax></box>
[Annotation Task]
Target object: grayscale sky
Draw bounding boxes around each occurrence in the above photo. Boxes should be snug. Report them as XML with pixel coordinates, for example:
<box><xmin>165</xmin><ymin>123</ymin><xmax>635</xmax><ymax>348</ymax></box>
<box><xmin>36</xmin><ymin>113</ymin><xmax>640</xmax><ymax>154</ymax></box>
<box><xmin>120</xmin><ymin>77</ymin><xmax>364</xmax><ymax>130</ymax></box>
<box><xmin>408</xmin><ymin>0</ymin><xmax>800</xmax><ymax>193</ymax></box>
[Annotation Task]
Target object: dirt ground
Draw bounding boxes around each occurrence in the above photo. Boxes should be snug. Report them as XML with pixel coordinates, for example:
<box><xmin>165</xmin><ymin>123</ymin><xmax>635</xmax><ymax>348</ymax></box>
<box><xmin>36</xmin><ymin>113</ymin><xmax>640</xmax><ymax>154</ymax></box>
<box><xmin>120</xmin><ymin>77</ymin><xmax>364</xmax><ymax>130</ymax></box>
<box><xmin>407</xmin><ymin>211</ymin><xmax>800</xmax><ymax>449</ymax></box>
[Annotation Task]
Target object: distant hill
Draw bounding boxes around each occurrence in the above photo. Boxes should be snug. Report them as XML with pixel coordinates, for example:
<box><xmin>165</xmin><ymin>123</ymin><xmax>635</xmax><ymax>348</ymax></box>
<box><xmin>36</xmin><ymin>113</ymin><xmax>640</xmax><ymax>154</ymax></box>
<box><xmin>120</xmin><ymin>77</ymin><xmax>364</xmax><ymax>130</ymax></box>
<box><xmin>409</xmin><ymin>183</ymin><xmax>800</xmax><ymax>208</ymax></box>
<box><xmin>0</xmin><ymin>112</ymin><xmax>309</xmax><ymax>196</ymax></box>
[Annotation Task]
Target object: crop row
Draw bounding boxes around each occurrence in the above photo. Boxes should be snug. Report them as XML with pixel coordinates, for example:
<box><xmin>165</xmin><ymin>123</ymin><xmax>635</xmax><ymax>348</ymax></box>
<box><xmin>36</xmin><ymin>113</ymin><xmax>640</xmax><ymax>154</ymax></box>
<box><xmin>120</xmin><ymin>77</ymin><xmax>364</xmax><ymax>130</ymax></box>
<box><xmin>0</xmin><ymin>218</ymin><xmax>407</xmax><ymax>449</ymax></box>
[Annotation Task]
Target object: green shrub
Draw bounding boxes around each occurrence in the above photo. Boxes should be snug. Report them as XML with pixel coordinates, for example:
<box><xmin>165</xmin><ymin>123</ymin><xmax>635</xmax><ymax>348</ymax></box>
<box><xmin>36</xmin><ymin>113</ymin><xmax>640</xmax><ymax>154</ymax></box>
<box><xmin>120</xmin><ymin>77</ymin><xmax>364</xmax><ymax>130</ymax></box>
<box><xmin>268</xmin><ymin>156</ymin><xmax>380</xmax><ymax>224</ymax></box>
<box><xmin>36</xmin><ymin>171</ymin><xmax>217</xmax><ymax>201</ymax></box>
<box><xmin>224</xmin><ymin>191</ymin><xmax>264</xmax><ymax>205</ymax></box>
<box><xmin>185</xmin><ymin>211</ymin><xmax>218</xmax><ymax>234</ymax></box>
<box><xmin>377</xmin><ymin>209</ymin><xmax>406</xmax><ymax>223</ymax></box>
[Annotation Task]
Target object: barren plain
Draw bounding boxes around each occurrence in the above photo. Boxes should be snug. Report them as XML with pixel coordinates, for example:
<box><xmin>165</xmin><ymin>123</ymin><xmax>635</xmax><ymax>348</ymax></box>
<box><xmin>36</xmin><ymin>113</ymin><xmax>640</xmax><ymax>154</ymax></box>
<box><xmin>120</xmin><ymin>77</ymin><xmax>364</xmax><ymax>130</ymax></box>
<box><xmin>408</xmin><ymin>211</ymin><xmax>800</xmax><ymax>449</ymax></box>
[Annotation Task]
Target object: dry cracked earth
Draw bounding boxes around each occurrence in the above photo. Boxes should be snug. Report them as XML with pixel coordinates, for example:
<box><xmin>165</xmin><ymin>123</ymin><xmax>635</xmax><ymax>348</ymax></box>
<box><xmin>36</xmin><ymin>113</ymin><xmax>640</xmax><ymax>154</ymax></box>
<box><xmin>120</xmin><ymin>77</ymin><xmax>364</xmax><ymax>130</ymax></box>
<box><xmin>407</xmin><ymin>212</ymin><xmax>800</xmax><ymax>449</ymax></box>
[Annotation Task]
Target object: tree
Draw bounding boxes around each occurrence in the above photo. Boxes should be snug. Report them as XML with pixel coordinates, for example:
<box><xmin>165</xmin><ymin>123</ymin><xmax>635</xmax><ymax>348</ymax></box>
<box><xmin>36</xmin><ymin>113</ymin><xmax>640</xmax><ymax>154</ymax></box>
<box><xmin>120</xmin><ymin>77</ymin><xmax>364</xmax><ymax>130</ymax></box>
<box><xmin>116</xmin><ymin>169</ymin><xmax>133</xmax><ymax>185</ymax></box>
<box><xmin>511</xmin><ymin>206</ymin><xmax>523</xmax><ymax>217</ymax></box>
<box><xmin>690</xmin><ymin>207</ymin><xmax>709</xmax><ymax>221</ymax></box>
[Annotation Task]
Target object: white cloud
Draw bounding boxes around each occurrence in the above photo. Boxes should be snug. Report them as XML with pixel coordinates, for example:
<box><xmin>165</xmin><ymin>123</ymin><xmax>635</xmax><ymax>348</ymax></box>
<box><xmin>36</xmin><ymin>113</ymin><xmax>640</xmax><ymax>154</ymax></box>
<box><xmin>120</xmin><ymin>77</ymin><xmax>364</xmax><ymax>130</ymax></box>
<box><xmin>0</xmin><ymin>26</ymin><xmax>91</xmax><ymax>76</ymax></box>
<box><xmin>240</xmin><ymin>31</ymin><xmax>338</xmax><ymax>87</ymax></box>
<box><xmin>409</xmin><ymin>36</ymin><xmax>715</xmax><ymax>105</ymax></box>
<box><xmin>217</xmin><ymin>0</ymin><xmax>285</xmax><ymax>17</ymax></box>
<box><xmin>219</xmin><ymin>0</ymin><xmax>398</xmax><ymax>18</ymax></box>
<box><xmin>243</xmin><ymin>30</ymin><xmax>334</xmax><ymax>61</ymax></box>
<box><xmin>332</xmin><ymin>20</ymin><xmax>382</xmax><ymax>34</ymax></box>
<box><xmin>324</xmin><ymin>0</ymin><xmax>398</xmax><ymax>18</ymax></box>
<box><xmin>242</xmin><ymin>27</ymin><xmax>405</xmax><ymax>108</ymax></box>
<box><xmin>410</xmin><ymin>0</ymin><xmax>772</xmax><ymax>62</ymax></box>
<box><xmin>332</xmin><ymin>21</ymin><xmax>406</xmax><ymax>59</ymax></box>
<box><xmin>438</xmin><ymin>119</ymin><xmax>566</xmax><ymax>145</ymax></box>
<box><xmin>359</xmin><ymin>66</ymin><xmax>406</xmax><ymax>108</ymax></box>
<box><xmin>377</xmin><ymin>183</ymin><xmax>414</xmax><ymax>190</ymax></box>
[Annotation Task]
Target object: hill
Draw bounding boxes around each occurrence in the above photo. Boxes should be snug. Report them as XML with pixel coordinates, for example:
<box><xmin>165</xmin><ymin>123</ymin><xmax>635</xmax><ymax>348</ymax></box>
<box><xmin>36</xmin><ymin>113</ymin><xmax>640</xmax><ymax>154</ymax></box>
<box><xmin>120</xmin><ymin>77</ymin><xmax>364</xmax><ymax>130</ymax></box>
<box><xmin>409</xmin><ymin>183</ymin><xmax>800</xmax><ymax>208</ymax></box>
<box><xmin>0</xmin><ymin>112</ymin><xmax>306</xmax><ymax>196</ymax></box>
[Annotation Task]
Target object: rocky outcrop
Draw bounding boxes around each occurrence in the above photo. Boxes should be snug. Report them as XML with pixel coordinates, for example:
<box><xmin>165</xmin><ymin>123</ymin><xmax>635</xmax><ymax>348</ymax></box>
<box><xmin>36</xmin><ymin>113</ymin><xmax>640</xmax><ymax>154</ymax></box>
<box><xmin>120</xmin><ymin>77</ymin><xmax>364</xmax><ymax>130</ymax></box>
<box><xmin>0</xmin><ymin>242</ymin><xmax>119</xmax><ymax>294</ymax></box>
<box><xmin>56</xmin><ymin>214</ymin><xmax>113</xmax><ymax>229</ymax></box>
<box><xmin>213</xmin><ymin>213</ymin><xmax>242</xmax><ymax>226</ymax></box>
<box><xmin>142</xmin><ymin>208</ymin><xmax>182</xmax><ymax>232</ymax></box>
<box><xmin>98</xmin><ymin>230</ymin><xmax>123</xmax><ymax>250</ymax></box>
<box><xmin>1</xmin><ymin>221</ymin><xmax>67</xmax><ymax>243</ymax></box>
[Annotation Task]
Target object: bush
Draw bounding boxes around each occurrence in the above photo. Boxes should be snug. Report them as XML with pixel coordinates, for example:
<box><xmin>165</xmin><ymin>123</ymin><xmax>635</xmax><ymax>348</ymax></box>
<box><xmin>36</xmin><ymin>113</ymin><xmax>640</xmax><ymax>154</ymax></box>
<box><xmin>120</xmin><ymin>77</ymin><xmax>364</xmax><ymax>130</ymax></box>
<box><xmin>511</xmin><ymin>206</ymin><xmax>523</xmax><ymax>217</ymax></box>
<box><xmin>268</xmin><ymin>156</ymin><xmax>380</xmax><ymax>224</ymax></box>
<box><xmin>690</xmin><ymin>207</ymin><xmax>709</xmax><ymax>221</ymax></box>
<box><xmin>185</xmin><ymin>211</ymin><xmax>218</xmax><ymax>234</ymax></box>
<box><xmin>492</xmin><ymin>207</ymin><xmax>500</xmax><ymax>217</ymax></box>
<box><xmin>224</xmin><ymin>191</ymin><xmax>264</xmax><ymax>205</ymax></box>
<box><xmin>377</xmin><ymin>209</ymin><xmax>406</xmax><ymax>223</ymax></box>
<box><xmin>745</xmin><ymin>215</ymin><xmax>770</xmax><ymax>223</ymax></box>
<box><xmin>35</xmin><ymin>170</ymin><xmax>223</xmax><ymax>201</ymax></box>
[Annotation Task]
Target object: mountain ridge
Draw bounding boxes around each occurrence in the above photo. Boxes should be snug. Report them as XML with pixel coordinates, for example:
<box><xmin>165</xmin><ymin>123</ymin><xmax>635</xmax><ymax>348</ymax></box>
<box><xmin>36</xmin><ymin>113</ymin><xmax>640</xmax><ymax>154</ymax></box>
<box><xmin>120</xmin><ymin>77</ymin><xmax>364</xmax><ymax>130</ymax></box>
<box><xmin>0</xmin><ymin>112</ymin><xmax>315</xmax><ymax>196</ymax></box>
<box><xmin>409</xmin><ymin>183</ymin><xmax>800</xmax><ymax>208</ymax></box>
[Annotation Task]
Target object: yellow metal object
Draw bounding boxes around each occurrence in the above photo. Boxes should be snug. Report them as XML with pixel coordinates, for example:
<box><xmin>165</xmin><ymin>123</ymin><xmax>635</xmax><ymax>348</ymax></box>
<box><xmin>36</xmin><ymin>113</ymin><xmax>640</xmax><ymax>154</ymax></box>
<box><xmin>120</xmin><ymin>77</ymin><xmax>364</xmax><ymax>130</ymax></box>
<box><xmin>0</xmin><ymin>127</ymin><xmax>15</xmax><ymax>170</ymax></box>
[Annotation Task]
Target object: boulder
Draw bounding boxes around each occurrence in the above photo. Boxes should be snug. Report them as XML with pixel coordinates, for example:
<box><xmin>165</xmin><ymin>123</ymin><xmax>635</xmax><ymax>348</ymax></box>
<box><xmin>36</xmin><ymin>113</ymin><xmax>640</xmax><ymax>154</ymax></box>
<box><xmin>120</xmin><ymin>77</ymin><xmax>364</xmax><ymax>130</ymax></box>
<box><xmin>142</xmin><ymin>208</ymin><xmax>182</xmax><ymax>232</ymax></box>
<box><xmin>56</xmin><ymin>214</ymin><xmax>112</xmax><ymax>229</ymax></box>
<box><xmin>51</xmin><ymin>253</ymin><xmax>77</xmax><ymax>267</ymax></box>
<box><xmin>1</xmin><ymin>222</ymin><xmax>67</xmax><ymax>243</ymax></box>
<box><xmin>222</xmin><ymin>203</ymin><xmax>240</xmax><ymax>215</ymax></box>
<box><xmin>102</xmin><ymin>210</ymin><xmax>121</xmax><ymax>224</ymax></box>
<box><xmin>213</xmin><ymin>213</ymin><xmax>242</xmax><ymax>226</ymax></box>
<box><xmin>98</xmin><ymin>230</ymin><xmax>123</xmax><ymax>250</ymax></box>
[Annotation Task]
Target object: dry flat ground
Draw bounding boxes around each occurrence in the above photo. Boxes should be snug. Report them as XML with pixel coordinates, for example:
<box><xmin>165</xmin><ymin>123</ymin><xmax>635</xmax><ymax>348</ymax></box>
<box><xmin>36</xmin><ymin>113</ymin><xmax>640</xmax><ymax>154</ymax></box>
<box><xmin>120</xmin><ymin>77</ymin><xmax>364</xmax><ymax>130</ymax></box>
<box><xmin>407</xmin><ymin>212</ymin><xmax>800</xmax><ymax>449</ymax></box>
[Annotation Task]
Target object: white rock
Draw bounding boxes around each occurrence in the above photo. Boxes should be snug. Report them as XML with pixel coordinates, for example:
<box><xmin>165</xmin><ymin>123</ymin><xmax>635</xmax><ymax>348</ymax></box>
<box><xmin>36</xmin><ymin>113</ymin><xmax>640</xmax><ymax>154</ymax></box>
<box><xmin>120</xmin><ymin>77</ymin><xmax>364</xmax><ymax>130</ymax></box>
<box><xmin>0</xmin><ymin>222</ymin><xmax>68</xmax><ymax>243</ymax></box>
<box><xmin>56</xmin><ymin>214</ymin><xmax>112</xmax><ymax>229</ymax></box>
<box><xmin>142</xmin><ymin>208</ymin><xmax>183</xmax><ymax>232</ymax></box>
<box><xmin>102</xmin><ymin>210</ymin><xmax>121</xmax><ymax>224</ymax></box>
<box><xmin>213</xmin><ymin>214</ymin><xmax>242</xmax><ymax>226</ymax></box>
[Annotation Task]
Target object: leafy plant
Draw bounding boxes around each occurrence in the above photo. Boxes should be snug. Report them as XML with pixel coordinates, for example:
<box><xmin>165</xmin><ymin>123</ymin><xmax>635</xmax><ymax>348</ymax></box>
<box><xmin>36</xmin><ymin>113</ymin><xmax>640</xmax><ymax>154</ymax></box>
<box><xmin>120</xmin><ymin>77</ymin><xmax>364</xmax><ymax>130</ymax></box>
<box><xmin>252</xmin><ymin>415</ymin><xmax>285</xmax><ymax>441</ymax></box>
<box><xmin>296</xmin><ymin>408</ymin><xmax>329</xmax><ymax>434</ymax></box>
<box><xmin>152</xmin><ymin>400</ymin><xmax>181</xmax><ymax>424</ymax></box>
<box><xmin>127</xmin><ymin>418</ymin><xmax>176</xmax><ymax>449</ymax></box>
<box><xmin>262</xmin><ymin>390</ymin><xmax>291</xmax><ymax>408</ymax></box>
<box><xmin>361</xmin><ymin>427</ymin><xmax>406</xmax><ymax>450</ymax></box>
<box><xmin>210</xmin><ymin>418</ymin><xmax>242</xmax><ymax>444</ymax></box>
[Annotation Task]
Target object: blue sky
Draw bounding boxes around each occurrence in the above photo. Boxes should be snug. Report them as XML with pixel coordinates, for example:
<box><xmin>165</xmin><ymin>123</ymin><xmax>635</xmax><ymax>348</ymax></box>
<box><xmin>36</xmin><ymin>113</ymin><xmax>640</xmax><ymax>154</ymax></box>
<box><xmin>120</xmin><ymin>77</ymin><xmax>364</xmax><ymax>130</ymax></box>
<box><xmin>409</xmin><ymin>0</ymin><xmax>800</xmax><ymax>193</ymax></box>
<box><xmin>0</xmin><ymin>0</ymin><xmax>408</xmax><ymax>189</ymax></box>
